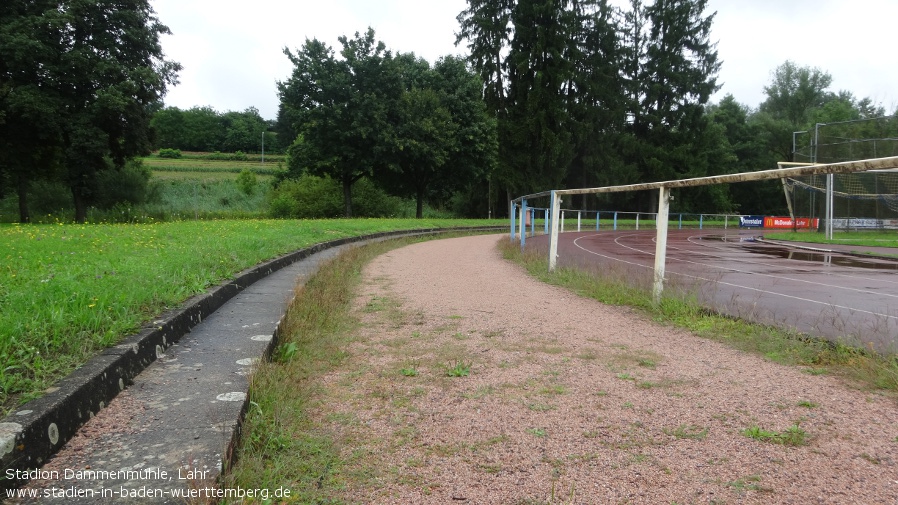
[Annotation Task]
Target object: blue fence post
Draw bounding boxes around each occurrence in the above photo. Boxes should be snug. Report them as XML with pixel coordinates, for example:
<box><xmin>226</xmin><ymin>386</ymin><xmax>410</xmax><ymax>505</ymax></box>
<box><xmin>613</xmin><ymin>212</ymin><xmax>618</xmax><ymax>230</ymax></box>
<box><xmin>520</xmin><ymin>199</ymin><xmax>528</xmax><ymax>249</ymax></box>
<box><xmin>544</xmin><ymin>209</ymin><xmax>549</xmax><ymax>235</ymax></box>
<box><xmin>530</xmin><ymin>209</ymin><xmax>536</xmax><ymax>236</ymax></box>
<box><xmin>679</xmin><ymin>214</ymin><xmax>683</xmax><ymax>230</ymax></box>
<box><xmin>596</xmin><ymin>211</ymin><xmax>600</xmax><ymax>231</ymax></box>
<box><xmin>699</xmin><ymin>214</ymin><xmax>704</xmax><ymax>230</ymax></box>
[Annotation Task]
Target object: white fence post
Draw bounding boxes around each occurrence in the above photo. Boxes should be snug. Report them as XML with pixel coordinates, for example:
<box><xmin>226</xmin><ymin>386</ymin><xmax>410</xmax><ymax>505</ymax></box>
<box><xmin>549</xmin><ymin>191</ymin><xmax>562</xmax><ymax>272</ymax></box>
<box><xmin>653</xmin><ymin>187</ymin><xmax>671</xmax><ymax>305</ymax></box>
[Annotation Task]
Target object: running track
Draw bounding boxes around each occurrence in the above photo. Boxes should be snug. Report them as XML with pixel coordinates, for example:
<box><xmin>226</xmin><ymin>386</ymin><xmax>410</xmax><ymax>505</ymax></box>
<box><xmin>527</xmin><ymin>230</ymin><xmax>898</xmax><ymax>353</ymax></box>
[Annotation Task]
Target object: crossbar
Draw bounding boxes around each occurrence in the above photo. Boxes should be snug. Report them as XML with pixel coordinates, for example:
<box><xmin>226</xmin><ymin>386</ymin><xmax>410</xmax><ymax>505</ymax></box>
<box><xmin>513</xmin><ymin>156</ymin><xmax>898</xmax><ymax>204</ymax></box>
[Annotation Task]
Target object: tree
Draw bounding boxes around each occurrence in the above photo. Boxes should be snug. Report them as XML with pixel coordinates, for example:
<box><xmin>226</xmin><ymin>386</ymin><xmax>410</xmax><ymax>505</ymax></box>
<box><xmin>619</xmin><ymin>0</ymin><xmax>721</xmax><ymax>211</ymax></box>
<box><xmin>279</xmin><ymin>28</ymin><xmax>401</xmax><ymax>217</ymax></box>
<box><xmin>221</xmin><ymin>107</ymin><xmax>266</xmax><ymax>153</ymax></box>
<box><xmin>149</xmin><ymin>106</ymin><xmax>187</xmax><ymax>150</ymax></box>
<box><xmin>564</xmin><ymin>0</ymin><xmax>627</xmax><ymax>209</ymax></box>
<box><xmin>457</xmin><ymin>0</ymin><xmax>722</xmax><ymax>211</ymax></box>
<box><xmin>0</xmin><ymin>0</ymin><xmax>180</xmax><ymax>222</ymax></box>
<box><xmin>431</xmin><ymin>56</ymin><xmax>498</xmax><ymax>215</ymax></box>
<box><xmin>0</xmin><ymin>0</ymin><xmax>67</xmax><ymax>222</ymax></box>
<box><xmin>455</xmin><ymin>0</ymin><xmax>514</xmax><ymax>117</ymax></box>
<box><xmin>503</xmin><ymin>0</ymin><xmax>577</xmax><ymax>193</ymax></box>
<box><xmin>707</xmin><ymin>94</ymin><xmax>783</xmax><ymax>214</ymax></box>
<box><xmin>758</xmin><ymin>61</ymin><xmax>833</xmax><ymax>161</ymax></box>
<box><xmin>377</xmin><ymin>55</ymin><xmax>497</xmax><ymax>218</ymax></box>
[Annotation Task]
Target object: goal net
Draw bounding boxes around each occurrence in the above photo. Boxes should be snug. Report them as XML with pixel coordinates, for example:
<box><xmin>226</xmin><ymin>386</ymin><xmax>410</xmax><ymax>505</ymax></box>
<box><xmin>786</xmin><ymin>116</ymin><xmax>898</xmax><ymax>230</ymax></box>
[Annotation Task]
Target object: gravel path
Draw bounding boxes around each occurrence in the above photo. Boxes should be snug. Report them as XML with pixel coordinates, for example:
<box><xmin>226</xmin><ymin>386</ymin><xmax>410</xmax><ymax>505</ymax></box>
<box><xmin>318</xmin><ymin>234</ymin><xmax>898</xmax><ymax>504</ymax></box>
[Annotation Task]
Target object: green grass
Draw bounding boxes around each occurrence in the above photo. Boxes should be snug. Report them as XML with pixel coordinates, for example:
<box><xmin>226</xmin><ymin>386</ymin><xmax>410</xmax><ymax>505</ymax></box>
<box><xmin>444</xmin><ymin>360</ymin><xmax>472</xmax><ymax>377</ymax></box>
<box><xmin>498</xmin><ymin>240</ymin><xmax>898</xmax><ymax>395</ymax></box>
<box><xmin>0</xmin><ymin>219</ymin><xmax>502</xmax><ymax>413</ymax></box>
<box><xmin>741</xmin><ymin>424</ymin><xmax>808</xmax><ymax>446</ymax></box>
<box><xmin>663</xmin><ymin>424</ymin><xmax>709</xmax><ymax>440</ymax></box>
<box><xmin>142</xmin><ymin>177</ymin><xmax>271</xmax><ymax>220</ymax></box>
<box><xmin>142</xmin><ymin>152</ymin><xmax>285</xmax><ymax>175</ymax></box>
<box><xmin>149</xmin><ymin>170</ymin><xmax>275</xmax><ymax>182</ymax></box>
<box><xmin>763</xmin><ymin>230</ymin><xmax>898</xmax><ymax>248</ymax></box>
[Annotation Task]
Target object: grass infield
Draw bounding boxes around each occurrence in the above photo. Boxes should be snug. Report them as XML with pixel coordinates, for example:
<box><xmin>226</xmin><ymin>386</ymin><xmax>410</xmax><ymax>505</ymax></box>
<box><xmin>763</xmin><ymin>230</ymin><xmax>898</xmax><ymax>249</ymax></box>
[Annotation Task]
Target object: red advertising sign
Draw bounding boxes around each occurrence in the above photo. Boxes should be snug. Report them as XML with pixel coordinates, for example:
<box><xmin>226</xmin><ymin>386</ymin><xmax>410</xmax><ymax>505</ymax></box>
<box><xmin>763</xmin><ymin>217</ymin><xmax>819</xmax><ymax>229</ymax></box>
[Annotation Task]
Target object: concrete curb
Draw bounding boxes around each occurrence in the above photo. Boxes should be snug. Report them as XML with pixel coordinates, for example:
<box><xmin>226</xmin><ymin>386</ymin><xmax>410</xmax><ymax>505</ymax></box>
<box><xmin>0</xmin><ymin>226</ymin><xmax>501</xmax><ymax>490</ymax></box>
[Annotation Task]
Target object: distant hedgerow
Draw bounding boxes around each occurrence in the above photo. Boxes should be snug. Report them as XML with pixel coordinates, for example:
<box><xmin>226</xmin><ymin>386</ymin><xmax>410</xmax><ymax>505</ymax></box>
<box><xmin>158</xmin><ymin>148</ymin><xmax>182</xmax><ymax>159</ymax></box>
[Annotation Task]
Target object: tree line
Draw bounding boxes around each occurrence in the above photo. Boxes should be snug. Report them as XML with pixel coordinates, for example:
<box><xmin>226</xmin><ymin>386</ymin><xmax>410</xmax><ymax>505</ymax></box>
<box><xmin>150</xmin><ymin>106</ymin><xmax>286</xmax><ymax>154</ymax></box>
<box><xmin>279</xmin><ymin>0</ymin><xmax>896</xmax><ymax>219</ymax></box>
<box><xmin>4</xmin><ymin>0</ymin><xmax>896</xmax><ymax>223</ymax></box>
<box><xmin>456</xmin><ymin>0</ymin><xmax>898</xmax><ymax>215</ymax></box>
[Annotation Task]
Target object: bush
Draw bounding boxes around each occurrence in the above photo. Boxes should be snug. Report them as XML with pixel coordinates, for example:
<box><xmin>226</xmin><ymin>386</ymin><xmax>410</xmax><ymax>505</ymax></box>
<box><xmin>205</xmin><ymin>151</ymin><xmax>248</xmax><ymax>161</ymax></box>
<box><xmin>28</xmin><ymin>179</ymin><xmax>72</xmax><ymax>215</ymax></box>
<box><xmin>267</xmin><ymin>175</ymin><xmax>402</xmax><ymax>219</ymax></box>
<box><xmin>351</xmin><ymin>178</ymin><xmax>402</xmax><ymax>217</ymax></box>
<box><xmin>94</xmin><ymin>159</ymin><xmax>152</xmax><ymax>209</ymax></box>
<box><xmin>158</xmin><ymin>148</ymin><xmax>182</xmax><ymax>159</ymax></box>
<box><xmin>268</xmin><ymin>176</ymin><xmax>342</xmax><ymax>219</ymax></box>
<box><xmin>236</xmin><ymin>169</ymin><xmax>257</xmax><ymax>195</ymax></box>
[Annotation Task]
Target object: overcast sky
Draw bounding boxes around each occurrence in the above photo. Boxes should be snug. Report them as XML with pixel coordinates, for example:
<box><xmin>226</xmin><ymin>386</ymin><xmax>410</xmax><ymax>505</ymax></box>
<box><xmin>150</xmin><ymin>0</ymin><xmax>898</xmax><ymax>120</ymax></box>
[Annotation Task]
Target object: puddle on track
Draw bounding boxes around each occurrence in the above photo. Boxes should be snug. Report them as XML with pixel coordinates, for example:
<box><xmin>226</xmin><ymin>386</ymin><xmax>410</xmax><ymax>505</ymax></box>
<box><xmin>697</xmin><ymin>235</ymin><xmax>898</xmax><ymax>271</ymax></box>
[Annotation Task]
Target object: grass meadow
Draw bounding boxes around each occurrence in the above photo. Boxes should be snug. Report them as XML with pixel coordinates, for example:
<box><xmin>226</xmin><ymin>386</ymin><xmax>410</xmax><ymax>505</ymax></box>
<box><xmin>0</xmin><ymin>219</ymin><xmax>503</xmax><ymax>414</ymax></box>
<box><xmin>140</xmin><ymin>152</ymin><xmax>285</xmax><ymax>176</ymax></box>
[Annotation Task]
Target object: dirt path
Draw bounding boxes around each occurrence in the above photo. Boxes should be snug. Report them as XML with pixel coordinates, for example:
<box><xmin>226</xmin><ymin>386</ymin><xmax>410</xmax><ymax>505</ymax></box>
<box><xmin>316</xmin><ymin>234</ymin><xmax>898</xmax><ymax>504</ymax></box>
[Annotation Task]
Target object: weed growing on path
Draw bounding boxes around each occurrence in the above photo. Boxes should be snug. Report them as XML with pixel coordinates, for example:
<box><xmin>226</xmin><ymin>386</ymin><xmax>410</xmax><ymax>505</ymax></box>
<box><xmin>741</xmin><ymin>424</ymin><xmax>808</xmax><ymax>446</ymax></box>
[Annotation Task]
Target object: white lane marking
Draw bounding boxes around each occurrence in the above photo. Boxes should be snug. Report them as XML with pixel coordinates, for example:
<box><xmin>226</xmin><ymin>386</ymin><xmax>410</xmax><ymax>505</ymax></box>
<box><xmin>571</xmin><ymin>233</ymin><xmax>898</xmax><ymax>321</ymax></box>
<box><xmin>605</xmin><ymin>233</ymin><xmax>898</xmax><ymax>301</ymax></box>
<box><xmin>678</xmin><ymin>234</ymin><xmax>898</xmax><ymax>288</ymax></box>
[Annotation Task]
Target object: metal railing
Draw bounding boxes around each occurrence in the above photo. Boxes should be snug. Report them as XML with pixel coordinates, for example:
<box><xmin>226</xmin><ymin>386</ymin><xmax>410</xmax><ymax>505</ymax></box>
<box><xmin>510</xmin><ymin>156</ymin><xmax>898</xmax><ymax>304</ymax></box>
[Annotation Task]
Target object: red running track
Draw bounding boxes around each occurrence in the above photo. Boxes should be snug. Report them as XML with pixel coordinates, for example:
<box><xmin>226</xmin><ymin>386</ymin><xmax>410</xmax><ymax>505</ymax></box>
<box><xmin>526</xmin><ymin>229</ymin><xmax>898</xmax><ymax>353</ymax></box>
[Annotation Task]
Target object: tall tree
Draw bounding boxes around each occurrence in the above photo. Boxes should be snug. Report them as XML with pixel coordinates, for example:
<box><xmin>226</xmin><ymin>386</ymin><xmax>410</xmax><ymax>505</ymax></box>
<box><xmin>59</xmin><ymin>0</ymin><xmax>179</xmax><ymax>222</ymax></box>
<box><xmin>455</xmin><ymin>0</ymin><xmax>513</xmax><ymax>117</ymax></box>
<box><xmin>758</xmin><ymin>61</ymin><xmax>833</xmax><ymax>161</ymax></box>
<box><xmin>620</xmin><ymin>0</ymin><xmax>721</xmax><ymax>210</ymax></box>
<box><xmin>0</xmin><ymin>0</ymin><xmax>66</xmax><ymax>222</ymax></box>
<box><xmin>1</xmin><ymin>0</ymin><xmax>180</xmax><ymax>222</ymax></box>
<box><xmin>280</xmin><ymin>29</ymin><xmax>401</xmax><ymax>217</ymax></box>
<box><xmin>707</xmin><ymin>94</ymin><xmax>783</xmax><ymax>214</ymax></box>
<box><xmin>221</xmin><ymin>107</ymin><xmax>266</xmax><ymax>153</ymax></box>
<box><xmin>564</xmin><ymin>0</ymin><xmax>628</xmax><ymax>208</ymax></box>
<box><xmin>456</xmin><ymin>0</ymin><xmax>514</xmax><ymax>210</ymax></box>
<box><xmin>378</xmin><ymin>55</ymin><xmax>497</xmax><ymax>218</ymax></box>
<box><xmin>503</xmin><ymin>0</ymin><xmax>577</xmax><ymax>193</ymax></box>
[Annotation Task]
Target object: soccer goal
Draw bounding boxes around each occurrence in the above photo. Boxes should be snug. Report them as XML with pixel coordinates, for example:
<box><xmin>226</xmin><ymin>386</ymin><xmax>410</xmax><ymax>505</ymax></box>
<box><xmin>785</xmin><ymin>116</ymin><xmax>898</xmax><ymax>234</ymax></box>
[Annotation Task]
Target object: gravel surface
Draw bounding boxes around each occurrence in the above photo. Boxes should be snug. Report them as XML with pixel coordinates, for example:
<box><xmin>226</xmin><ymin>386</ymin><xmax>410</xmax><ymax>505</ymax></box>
<box><xmin>318</xmin><ymin>234</ymin><xmax>898</xmax><ymax>504</ymax></box>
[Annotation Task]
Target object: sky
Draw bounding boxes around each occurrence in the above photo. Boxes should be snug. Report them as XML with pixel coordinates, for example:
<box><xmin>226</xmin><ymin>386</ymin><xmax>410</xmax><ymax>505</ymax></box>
<box><xmin>150</xmin><ymin>0</ymin><xmax>898</xmax><ymax>121</ymax></box>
